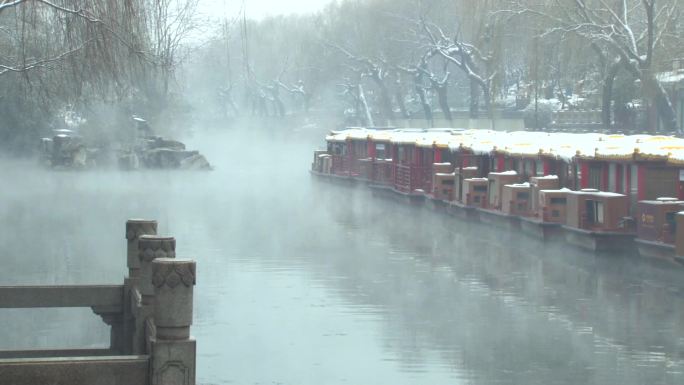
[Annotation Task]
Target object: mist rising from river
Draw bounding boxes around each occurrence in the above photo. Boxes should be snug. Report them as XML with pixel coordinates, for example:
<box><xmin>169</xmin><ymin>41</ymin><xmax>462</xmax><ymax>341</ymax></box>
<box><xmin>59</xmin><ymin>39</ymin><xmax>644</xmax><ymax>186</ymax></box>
<box><xmin>2</xmin><ymin>120</ymin><xmax>684</xmax><ymax>385</ymax></box>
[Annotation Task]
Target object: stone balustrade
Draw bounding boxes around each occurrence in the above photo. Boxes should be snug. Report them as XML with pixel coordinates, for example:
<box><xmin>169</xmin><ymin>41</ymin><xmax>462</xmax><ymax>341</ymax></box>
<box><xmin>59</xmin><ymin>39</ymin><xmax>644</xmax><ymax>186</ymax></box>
<box><xmin>0</xmin><ymin>219</ymin><xmax>197</xmax><ymax>385</ymax></box>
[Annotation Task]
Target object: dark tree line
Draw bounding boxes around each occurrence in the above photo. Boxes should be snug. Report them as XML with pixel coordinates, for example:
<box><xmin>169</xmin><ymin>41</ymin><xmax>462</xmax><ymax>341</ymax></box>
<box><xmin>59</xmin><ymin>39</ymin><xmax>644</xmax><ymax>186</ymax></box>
<box><xmin>0</xmin><ymin>0</ymin><xmax>198</xmax><ymax>152</ymax></box>
<box><xmin>3</xmin><ymin>0</ymin><xmax>684</xmax><ymax>151</ymax></box>
<box><xmin>188</xmin><ymin>0</ymin><xmax>684</xmax><ymax>132</ymax></box>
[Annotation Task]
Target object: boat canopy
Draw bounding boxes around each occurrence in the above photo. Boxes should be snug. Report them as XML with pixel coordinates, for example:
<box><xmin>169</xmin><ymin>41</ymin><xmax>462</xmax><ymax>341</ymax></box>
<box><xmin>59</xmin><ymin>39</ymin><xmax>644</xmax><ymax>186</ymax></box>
<box><xmin>326</xmin><ymin>128</ymin><xmax>684</xmax><ymax>165</ymax></box>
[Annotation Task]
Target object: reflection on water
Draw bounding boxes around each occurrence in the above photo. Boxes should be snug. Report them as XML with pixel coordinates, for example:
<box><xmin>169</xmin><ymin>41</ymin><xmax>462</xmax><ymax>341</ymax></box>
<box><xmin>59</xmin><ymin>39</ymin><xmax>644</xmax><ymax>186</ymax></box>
<box><xmin>1</xmin><ymin>126</ymin><xmax>684</xmax><ymax>384</ymax></box>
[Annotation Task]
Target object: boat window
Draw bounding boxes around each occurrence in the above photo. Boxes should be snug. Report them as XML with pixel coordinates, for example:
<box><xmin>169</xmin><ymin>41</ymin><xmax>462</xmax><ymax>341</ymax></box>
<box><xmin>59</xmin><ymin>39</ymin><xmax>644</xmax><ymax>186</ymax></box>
<box><xmin>585</xmin><ymin>200</ymin><xmax>595</xmax><ymax>224</ymax></box>
<box><xmin>423</xmin><ymin>150</ymin><xmax>432</xmax><ymax>166</ymax></box>
<box><xmin>585</xmin><ymin>199</ymin><xmax>603</xmax><ymax>224</ymax></box>
<box><xmin>375</xmin><ymin>143</ymin><xmax>386</xmax><ymax>159</ymax></box>
<box><xmin>524</xmin><ymin>160</ymin><xmax>534</xmax><ymax>177</ymax></box>
<box><xmin>608</xmin><ymin>163</ymin><xmax>616</xmax><ymax>192</ymax></box>
<box><xmin>550</xmin><ymin>197</ymin><xmax>567</xmax><ymax>205</ymax></box>
<box><xmin>643</xmin><ymin>167</ymin><xmax>678</xmax><ymax>200</ymax></box>
<box><xmin>586</xmin><ymin>200</ymin><xmax>604</xmax><ymax>225</ymax></box>
<box><xmin>332</xmin><ymin>143</ymin><xmax>345</xmax><ymax>156</ymax></box>
<box><xmin>589</xmin><ymin>164</ymin><xmax>603</xmax><ymax>190</ymax></box>
<box><xmin>441</xmin><ymin>149</ymin><xmax>454</xmax><ymax>164</ymax></box>
<box><xmin>624</xmin><ymin>165</ymin><xmax>631</xmax><ymax>194</ymax></box>
<box><xmin>615</xmin><ymin>164</ymin><xmax>623</xmax><ymax>193</ymax></box>
<box><xmin>536</xmin><ymin>160</ymin><xmax>544</xmax><ymax>176</ymax></box>
<box><xmin>630</xmin><ymin>165</ymin><xmax>638</xmax><ymax>197</ymax></box>
<box><xmin>488</xmin><ymin>180</ymin><xmax>496</xmax><ymax>202</ymax></box>
<box><xmin>596</xmin><ymin>201</ymin><xmax>604</xmax><ymax>224</ymax></box>
<box><xmin>509</xmin><ymin>159</ymin><xmax>519</xmax><ymax>174</ymax></box>
<box><xmin>355</xmin><ymin>141</ymin><xmax>366</xmax><ymax>157</ymax></box>
<box><xmin>666</xmin><ymin>211</ymin><xmax>677</xmax><ymax>234</ymax></box>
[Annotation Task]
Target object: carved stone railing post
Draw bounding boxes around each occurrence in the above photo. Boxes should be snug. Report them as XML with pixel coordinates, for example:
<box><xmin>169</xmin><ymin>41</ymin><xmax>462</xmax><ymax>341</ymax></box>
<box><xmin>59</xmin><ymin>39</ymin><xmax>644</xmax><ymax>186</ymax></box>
<box><xmin>126</xmin><ymin>220</ymin><xmax>158</xmax><ymax>279</ymax></box>
<box><xmin>123</xmin><ymin>219</ymin><xmax>157</xmax><ymax>354</ymax></box>
<box><xmin>138</xmin><ymin>236</ymin><xmax>176</xmax><ymax>304</ymax></box>
<box><xmin>150</xmin><ymin>258</ymin><xmax>196</xmax><ymax>385</ymax></box>
<box><xmin>132</xmin><ymin>235</ymin><xmax>175</xmax><ymax>354</ymax></box>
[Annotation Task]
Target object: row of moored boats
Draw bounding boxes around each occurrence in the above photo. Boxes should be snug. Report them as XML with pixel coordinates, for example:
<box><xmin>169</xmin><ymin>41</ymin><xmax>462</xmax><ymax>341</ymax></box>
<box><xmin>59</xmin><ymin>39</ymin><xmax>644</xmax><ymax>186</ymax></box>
<box><xmin>311</xmin><ymin>127</ymin><xmax>684</xmax><ymax>261</ymax></box>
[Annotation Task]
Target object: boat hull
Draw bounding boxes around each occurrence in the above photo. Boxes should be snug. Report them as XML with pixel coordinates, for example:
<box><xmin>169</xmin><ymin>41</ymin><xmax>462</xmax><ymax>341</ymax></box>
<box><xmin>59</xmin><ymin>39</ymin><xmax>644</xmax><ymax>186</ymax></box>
<box><xmin>425</xmin><ymin>196</ymin><xmax>448</xmax><ymax>211</ymax></box>
<box><xmin>477</xmin><ymin>208</ymin><xmax>521</xmax><ymax>231</ymax></box>
<box><xmin>447</xmin><ymin>202</ymin><xmax>479</xmax><ymax>221</ymax></box>
<box><xmin>519</xmin><ymin>217</ymin><xmax>563</xmax><ymax>241</ymax></box>
<box><xmin>369</xmin><ymin>184</ymin><xmax>425</xmax><ymax>205</ymax></box>
<box><xmin>310</xmin><ymin>170</ymin><xmax>359</xmax><ymax>186</ymax></box>
<box><xmin>563</xmin><ymin>226</ymin><xmax>635</xmax><ymax>253</ymax></box>
<box><xmin>635</xmin><ymin>238</ymin><xmax>676</xmax><ymax>261</ymax></box>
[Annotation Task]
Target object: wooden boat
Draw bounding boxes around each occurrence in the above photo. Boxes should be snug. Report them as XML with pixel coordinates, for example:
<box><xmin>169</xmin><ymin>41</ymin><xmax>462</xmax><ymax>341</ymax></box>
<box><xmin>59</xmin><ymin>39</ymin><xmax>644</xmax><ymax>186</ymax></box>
<box><xmin>563</xmin><ymin>190</ymin><xmax>635</xmax><ymax>252</ymax></box>
<box><xmin>311</xmin><ymin>127</ymin><xmax>684</xmax><ymax>257</ymax></box>
<box><xmin>635</xmin><ymin>198</ymin><xmax>683</xmax><ymax>261</ymax></box>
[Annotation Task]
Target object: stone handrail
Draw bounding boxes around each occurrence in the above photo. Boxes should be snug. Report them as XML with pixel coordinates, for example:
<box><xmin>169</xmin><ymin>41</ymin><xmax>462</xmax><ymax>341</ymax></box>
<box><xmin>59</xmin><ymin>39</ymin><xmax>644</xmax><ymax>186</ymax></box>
<box><xmin>0</xmin><ymin>218</ymin><xmax>197</xmax><ymax>385</ymax></box>
<box><xmin>0</xmin><ymin>285</ymin><xmax>123</xmax><ymax>309</ymax></box>
<box><xmin>0</xmin><ymin>349</ymin><xmax>118</xmax><ymax>359</ymax></box>
<box><xmin>0</xmin><ymin>355</ymin><xmax>150</xmax><ymax>385</ymax></box>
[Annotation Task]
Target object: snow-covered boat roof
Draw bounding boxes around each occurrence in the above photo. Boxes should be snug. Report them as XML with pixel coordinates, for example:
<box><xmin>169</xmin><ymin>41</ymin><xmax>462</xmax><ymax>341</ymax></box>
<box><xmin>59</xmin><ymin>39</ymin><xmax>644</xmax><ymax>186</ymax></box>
<box><xmin>505</xmin><ymin>182</ymin><xmax>531</xmax><ymax>188</ymax></box>
<box><xmin>539</xmin><ymin>188</ymin><xmax>572</xmax><ymax>194</ymax></box>
<box><xmin>327</xmin><ymin>127</ymin><xmax>684</xmax><ymax>165</ymax></box>
<box><xmin>327</xmin><ymin>127</ymin><xmax>463</xmax><ymax>146</ymax></box>
<box><xmin>569</xmin><ymin>189</ymin><xmax>626</xmax><ymax>198</ymax></box>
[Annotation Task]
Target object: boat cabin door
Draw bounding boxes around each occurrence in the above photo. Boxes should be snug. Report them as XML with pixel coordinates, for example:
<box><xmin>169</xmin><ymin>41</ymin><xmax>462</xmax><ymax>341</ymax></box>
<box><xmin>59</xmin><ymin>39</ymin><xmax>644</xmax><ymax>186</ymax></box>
<box><xmin>585</xmin><ymin>199</ymin><xmax>604</xmax><ymax>226</ymax></box>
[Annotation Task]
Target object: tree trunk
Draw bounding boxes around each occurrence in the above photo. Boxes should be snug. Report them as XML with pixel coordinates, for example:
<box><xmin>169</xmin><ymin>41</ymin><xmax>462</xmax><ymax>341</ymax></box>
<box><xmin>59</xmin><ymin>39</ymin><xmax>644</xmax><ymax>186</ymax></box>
<box><xmin>416</xmin><ymin>85</ymin><xmax>433</xmax><ymax>126</ymax></box>
<box><xmin>436</xmin><ymin>85</ymin><xmax>452</xmax><ymax>121</ymax></box>
<box><xmin>353</xmin><ymin>94</ymin><xmax>362</xmax><ymax>124</ymax></box>
<box><xmin>601</xmin><ymin>60</ymin><xmax>621</xmax><ymax>130</ymax></box>
<box><xmin>228</xmin><ymin>97</ymin><xmax>239</xmax><ymax>116</ymax></box>
<box><xmin>377</xmin><ymin>82</ymin><xmax>394</xmax><ymax>121</ymax></box>
<box><xmin>358</xmin><ymin>85</ymin><xmax>375</xmax><ymax>127</ymax></box>
<box><xmin>482</xmin><ymin>83</ymin><xmax>491</xmax><ymax>114</ymax></box>
<box><xmin>469</xmin><ymin>78</ymin><xmax>480</xmax><ymax>119</ymax></box>
<box><xmin>395</xmin><ymin>90</ymin><xmax>409</xmax><ymax>119</ymax></box>
<box><xmin>651</xmin><ymin>77</ymin><xmax>679</xmax><ymax>132</ymax></box>
<box><xmin>483</xmin><ymin>83</ymin><xmax>493</xmax><ymax>130</ymax></box>
<box><xmin>633</xmin><ymin>67</ymin><xmax>680</xmax><ymax>132</ymax></box>
<box><xmin>275</xmin><ymin>98</ymin><xmax>285</xmax><ymax>117</ymax></box>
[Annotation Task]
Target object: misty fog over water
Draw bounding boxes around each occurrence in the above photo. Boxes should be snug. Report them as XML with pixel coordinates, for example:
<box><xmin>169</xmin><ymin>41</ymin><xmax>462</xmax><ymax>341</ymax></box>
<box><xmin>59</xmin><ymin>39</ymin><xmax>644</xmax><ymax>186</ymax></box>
<box><xmin>2</xmin><ymin>123</ymin><xmax>684</xmax><ymax>385</ymax></box>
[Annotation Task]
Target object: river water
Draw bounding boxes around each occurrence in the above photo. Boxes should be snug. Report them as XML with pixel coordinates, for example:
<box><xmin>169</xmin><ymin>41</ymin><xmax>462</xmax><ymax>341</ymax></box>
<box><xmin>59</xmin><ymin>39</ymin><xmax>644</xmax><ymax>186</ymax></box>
<box><xmin>2</xmin><ymin>124</ymin><xmax>684</xmax><ymax>385</ymax></box>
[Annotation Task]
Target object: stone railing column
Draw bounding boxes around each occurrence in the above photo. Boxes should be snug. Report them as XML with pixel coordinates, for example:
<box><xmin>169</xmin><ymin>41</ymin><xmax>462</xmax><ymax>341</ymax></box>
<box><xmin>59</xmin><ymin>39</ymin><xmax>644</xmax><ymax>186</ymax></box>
<box><xmin>150</xmin><ymin>258</ymin><xmax>196</xmax><ymax>385</ymax></box>
<box><xmin>123</xmin><ymin>219</ymin><xmax>158</xmax><ymax>354</ymax></box>
<box><xmin>132</xmin><ymin>235</ymin><xmax>175</xmax><ymax>354</ymax></box>
<box><xmin>126</xmin><ymin>220</ymin><xmax>158</xmax><ymax>279</ymax></box>
<box><xmin>138</xmin><ymin>236</ymin><xmax>176</xmax><ymax>304</ymax></box>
